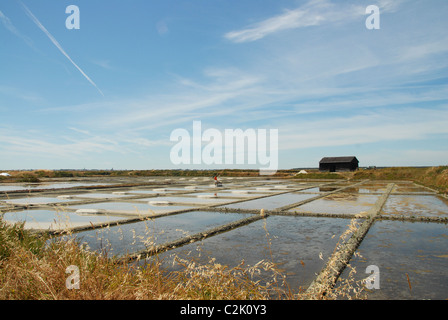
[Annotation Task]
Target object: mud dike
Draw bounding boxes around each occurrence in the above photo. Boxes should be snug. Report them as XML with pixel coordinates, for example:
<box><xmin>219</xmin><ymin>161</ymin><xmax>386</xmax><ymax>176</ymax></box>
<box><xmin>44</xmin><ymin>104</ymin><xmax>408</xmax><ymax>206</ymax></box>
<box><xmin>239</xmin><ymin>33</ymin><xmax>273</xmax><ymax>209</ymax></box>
<box><xmin>1</xmin><ymin>176</ymin><xmax>447</xmax><ymax>299</ymax></box>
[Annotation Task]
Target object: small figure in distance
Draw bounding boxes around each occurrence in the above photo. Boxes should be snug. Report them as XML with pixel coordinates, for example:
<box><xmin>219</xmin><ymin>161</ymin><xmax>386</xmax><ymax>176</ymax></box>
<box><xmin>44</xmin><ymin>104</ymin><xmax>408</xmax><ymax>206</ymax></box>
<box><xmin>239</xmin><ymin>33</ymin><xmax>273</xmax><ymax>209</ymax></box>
<box><xmin>213</xmin><ymin>174</ymin><xmax>222</xmax><ymax>187</ymax></box>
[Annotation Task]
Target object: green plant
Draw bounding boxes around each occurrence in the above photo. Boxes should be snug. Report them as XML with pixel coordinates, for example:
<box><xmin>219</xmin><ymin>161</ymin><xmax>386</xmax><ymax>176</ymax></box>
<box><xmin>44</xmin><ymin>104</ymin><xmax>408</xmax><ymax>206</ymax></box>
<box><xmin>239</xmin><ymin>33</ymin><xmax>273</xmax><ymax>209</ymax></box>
<box><xmin>16</xmin><ymin>173</ymin><xmax>40</xmax><ymax>183</ymax></box>
<box><xmin>54</xmin><ymin>171</ymin><xmax>74</xmax><ymax>178</ymax></box>
<box><xmin>0</xmin><ymin>220</ymin><xmax>47</xmax><ymax>261</ymax></box>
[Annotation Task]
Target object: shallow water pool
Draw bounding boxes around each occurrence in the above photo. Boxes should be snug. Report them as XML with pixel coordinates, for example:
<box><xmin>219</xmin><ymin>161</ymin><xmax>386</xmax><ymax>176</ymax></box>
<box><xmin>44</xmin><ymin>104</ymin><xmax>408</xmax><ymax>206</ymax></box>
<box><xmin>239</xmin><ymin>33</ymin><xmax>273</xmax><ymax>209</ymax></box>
<box><xmin>382</xmin><ymin>195</ymin><xmax>448</xmax><ymax>218</ymax></box>
<box><xmin>290</xmin><ymin>194</ymin><xmax>379</xmax><ymax>215</ymax></box>
<box><xmin>2</xmin><ymin>209</ymin><xmax>126</xmax><ymax>230</ymax></box>
<box><xmin>72</xmin><ymin>193</ymin><xmax>136</xmax><ymax>199</ymax></box>
<box><xmin>219</xmin><ymin>192</ymin><xmax>317</xmax><ymax>210</ymax></box>
<box><xmin>2</xmin><ymin>196</ymin><xmax>77</xmax><ymax>205</ymax></box>
<box><xmin>338</xmin><ymin>220</ymin><xmax>448</xmax><ymax>299</ymax></box>
<box><xmin>150</xmin><ymin>215</ymin><xmax>354</xmax><ymax>291</ymax></box>
<box><xmin>135</xmin><ymin>195</ymin><xmax>231</xmax><ymax>205</ymax></box>
<box><xmin>66</xmin><ymin>201</ymin><xmax>195</xmax><ymax>215</ymax></box>
<box><xmin>68</xmin><ymin>211</ymin><xmax>254</xmax><ymax>257</ymax></box>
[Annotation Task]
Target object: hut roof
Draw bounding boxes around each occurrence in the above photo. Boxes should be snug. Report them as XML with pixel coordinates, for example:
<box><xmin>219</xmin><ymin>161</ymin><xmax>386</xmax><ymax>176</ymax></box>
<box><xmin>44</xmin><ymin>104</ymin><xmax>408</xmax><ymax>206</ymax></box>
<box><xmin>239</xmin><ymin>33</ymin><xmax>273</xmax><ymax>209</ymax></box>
<box><xmin>319</xmin><ymin>156</ymin><xmax>358</xmax><ymax>164</ymax></box>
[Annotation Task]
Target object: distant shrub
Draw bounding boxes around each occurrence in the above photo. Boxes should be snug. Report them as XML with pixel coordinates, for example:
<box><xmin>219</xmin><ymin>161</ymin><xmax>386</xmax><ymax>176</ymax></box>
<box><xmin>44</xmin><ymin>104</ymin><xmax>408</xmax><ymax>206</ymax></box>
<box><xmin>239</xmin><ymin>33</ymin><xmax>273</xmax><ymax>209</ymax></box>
<box><xmin>17</xmin><ymin>173</ymin><xmax>40</xmax><ymax>183</ymax></box>
<box><xmin>34</xmin><ymin>170</ymin><xmax>53</xmax><ymax>178</ymax></box>
<box><xmin>54</xmin><ymin>171</ymin><xmax>74</xmax><ymax>178</ymax></box>
<box><xmin>82</xmin><ymin>171</ymin><xmax>111</xmax><ymax>176</ymax></box>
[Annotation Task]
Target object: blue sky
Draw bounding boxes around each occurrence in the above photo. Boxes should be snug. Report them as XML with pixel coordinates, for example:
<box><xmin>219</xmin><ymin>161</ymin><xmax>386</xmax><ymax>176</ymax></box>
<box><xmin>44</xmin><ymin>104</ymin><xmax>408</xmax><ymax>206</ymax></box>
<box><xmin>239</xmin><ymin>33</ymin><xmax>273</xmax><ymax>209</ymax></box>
<box><xmin>1</xmin><ymin>0</ymin><xmax>447</xmax><ymax>170</ymax></box>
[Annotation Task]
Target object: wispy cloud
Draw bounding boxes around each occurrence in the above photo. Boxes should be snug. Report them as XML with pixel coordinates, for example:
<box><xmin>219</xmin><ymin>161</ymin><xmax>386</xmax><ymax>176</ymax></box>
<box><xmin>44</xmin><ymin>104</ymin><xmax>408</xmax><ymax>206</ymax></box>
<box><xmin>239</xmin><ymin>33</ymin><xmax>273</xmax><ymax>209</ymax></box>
<box><xmin>19</xmin><ymin>2</ymin><xmax>104</xmax><ymax>96</ymax></box>
<box><xmin>156</xmin><ymin>20</ymin><xmax>169</xmax><ymax>36</ymax></box>
<box><xmin>68</xmin><ymin>127</ymin><xmax>91</xmax><ymax>136</ymax></box>
<box><xmin>91</xmin><ymin>59</ymin><xmax>113</xmax><ymax>70</ymax></box>
<box><xmin>74</xmin><ymin>68</ymin><xmax>266</xmax><ymax>131</ymax></box>
<box><xmin>0</xmin><ymin>9</ymin><xmax>34</xmax><ymax>47</ymax></box>
<box><xmin>224</xmin><ymin>0</ymin><xmax>409</xmax><ymax>43</ymax></box>
<box><xmin>278</xmin><ymin>106</ymin><xmax>448</xmax><ymax>150</ymax></box>
<box><xmin>0</xmin><ymin>127</ymin><xmax>123</xmax><ymax>159</ymax></box>
<box><xmin>0</xmin><ymin>85</ymin><xmax>45</xmax><ymax>104</ymax></box>
<box><xmin>224</xmin><ymin>0</ymin><xmax>365</xmax><ymax>43</ymax></box>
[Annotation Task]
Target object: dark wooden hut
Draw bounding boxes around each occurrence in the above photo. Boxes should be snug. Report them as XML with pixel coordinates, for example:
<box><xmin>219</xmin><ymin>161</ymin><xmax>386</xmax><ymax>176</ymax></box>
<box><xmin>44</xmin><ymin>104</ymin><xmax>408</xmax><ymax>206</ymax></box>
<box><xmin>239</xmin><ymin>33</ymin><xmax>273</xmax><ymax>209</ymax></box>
<box><xmin>319</xmin><ymin>156</ymin><xmax>359</xmax><ymax>172</ymax></box>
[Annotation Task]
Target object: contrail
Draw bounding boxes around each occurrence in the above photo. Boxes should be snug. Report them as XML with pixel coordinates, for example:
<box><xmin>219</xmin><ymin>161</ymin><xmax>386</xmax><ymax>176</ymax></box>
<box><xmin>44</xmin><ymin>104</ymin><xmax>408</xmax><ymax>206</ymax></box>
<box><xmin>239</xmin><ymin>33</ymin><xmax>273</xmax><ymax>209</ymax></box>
<box><xmin>20</xmin><ymin>2</ymin><xmax>104</xmax><ymax>96</ymax></box>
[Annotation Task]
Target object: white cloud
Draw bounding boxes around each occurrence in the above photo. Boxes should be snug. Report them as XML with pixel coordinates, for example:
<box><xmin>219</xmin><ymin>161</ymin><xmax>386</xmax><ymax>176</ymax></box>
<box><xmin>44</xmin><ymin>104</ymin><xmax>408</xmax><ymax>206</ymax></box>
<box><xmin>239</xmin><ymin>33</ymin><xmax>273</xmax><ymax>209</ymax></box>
<box><xmin>156</xmin><ymin>20</ymin><xmax>169</xmax><ymax>35</ymax></box>
<box><xmin>0</xmin><ymin>129</ymin><xmax>122</xmax><ymax>158</ymax></box>
<box><xmin>74</xmin><ymin>68</ymin><xmax>266</xmax><ymax>131</ymax></box>
<box><xmin>91</xmin><ymin>59</ymin><xmax>113</xmax><ymax>70</ymax></box>
<box><xmin>362</xmin><ymin>149</ymin><xmax>448</xmax><ymax>167</ymax></box>
<box><xmin>224</xmin><ymin>0</ymin><xmax>365</xmax><ymax>43</ymax></box>
<box><xmin>224</xmin><ymin>0</ymin><xmax>413</xmax><ymax>43</ymax></box>
<box><xmin>400</xmin><ymin>39</ymin><xmax>448</xmax><ymax>61</ymax></box>
<box><xmin>0</xmin><ymin>85</ymin><xmax>45</xmax><ymax>104</ymax></box>
<box><xmin>277</xmin><ymin>106</ymin><xmax>448</xmax><ymax>150</ymax></box>
<box><xmin>376</xmin><ymin>0</ymin><xmax>407</xmax><ymax>13</ymax></box>
<box><xmin>68</xmin><ymin>127</ymin><xmax>91</xmax><ymax>136</ymax></box>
